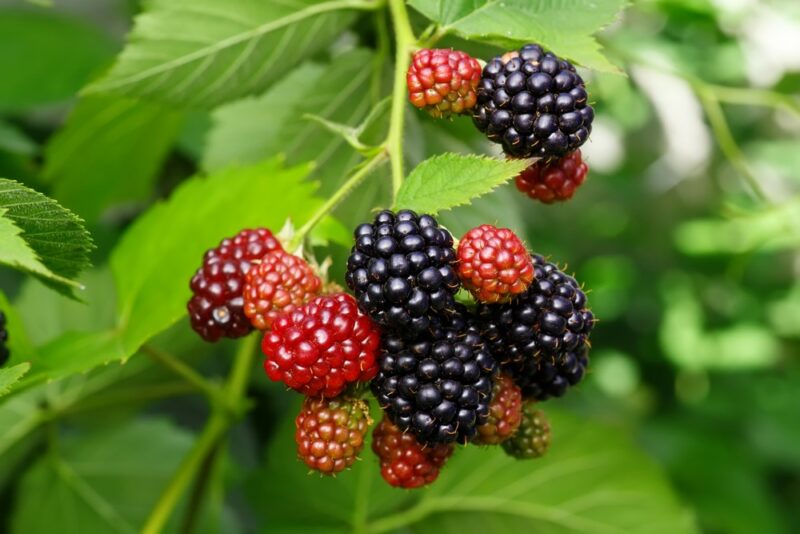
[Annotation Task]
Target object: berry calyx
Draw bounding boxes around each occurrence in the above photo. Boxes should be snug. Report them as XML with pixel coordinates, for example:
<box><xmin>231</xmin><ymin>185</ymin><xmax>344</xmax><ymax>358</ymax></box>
<box><xmin>502</xmin><ymin>403</ymin><xmax>551</xmax><ymax>459</ymax></box>
<box><xmin>295</xmin><ymin>396</ymin><xmax>371</xmax><ymax>475</ymax></box>
<box><xmin>478</xmin><ymin>254</ymin><xmax>593</xmax><ymax>400</ymax></box>
<box><xmin>345</xmin><ymin>210</ymin><xmax>460</xmax><ymax>335</ymax></box>
<box><xmin>243</xmin><ymin>250</ymin><xmax>322</xmax><ymax>330</ymax></box>
<box><xmin>262</xmin><ymin>293</ymin><xmax>381</xmax><ymax>398</ymax></box>
<box><xmin>407</xmin><ymin>48</ymin><xmax>482</xmax><ymax>118</ymax></box>
<box><xmin>372</xmin><ymin>417</ymin><xmax>453</xmax><ymax>489</ymax></box>
<box><xmin>473</xmin><ymin>43</ymin><xmax>594</xmax><ymax>159</ymax></box>
<box><xmin>474</xmin><ymin>373</ymin><xmax>523</xmax><ymax>445</ymax></box>
<box><xmin>188</xmin><ymin>228</ymin><xmax>282</xmax><ymax>342</ymax></box>
<box><xmin>457</xmin><ymin>224</ymin><xmax>534</xmax><ymax>303</ymax></box>
<box><xmin>515</xmin><ymin>150</ymin><xmax>588</xmax><ymax>204</ymax></box>
<box><xmin>0</xmin><ymin>311</ymin><xmax>9</xmax><ymax>367</ymax></box>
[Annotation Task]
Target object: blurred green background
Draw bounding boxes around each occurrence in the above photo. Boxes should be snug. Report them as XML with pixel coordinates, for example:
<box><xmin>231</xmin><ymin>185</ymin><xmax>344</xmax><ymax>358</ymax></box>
<box><xmin>0</xmin><ymin>0</ymin><xmax>798</xmax><ymax>532</ymax></box>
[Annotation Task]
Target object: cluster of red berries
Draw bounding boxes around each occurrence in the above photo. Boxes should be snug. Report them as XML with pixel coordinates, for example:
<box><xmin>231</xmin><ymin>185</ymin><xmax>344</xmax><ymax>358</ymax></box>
<box><xmin>407</xmin><ymin>45</ymin><xmax>592</xmax><ymax>204</ymax></box>
<box><xmin>187</xmin><ymin>214</ymin><xmax>590</xmax><ymax>488</ymax></box>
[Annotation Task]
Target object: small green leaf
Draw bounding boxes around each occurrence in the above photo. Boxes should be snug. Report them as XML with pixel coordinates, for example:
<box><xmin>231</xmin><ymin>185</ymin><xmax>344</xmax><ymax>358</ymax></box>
<box><xmin>85</xmin><ymin>0</ymin><xmax>367</xmax><ymax>108</ymax></box>
<box><xmin>0</xmin><ymin>363</ymin><xmax>31</xmax><ymax>396</ymax></box>
<box><xmin>11</xmin><ymin>418</ymin><xmax>195</xmax><ymax>533</ymax></box>
<box><xmin>42</xmin><ymin>96</ymin><xmax>182</xmax><ymax>225</ymax></box>
<box><xmin>0</xmin><ymin>179</ymin><xmax>94</xmax><ymax>296</ymax></box>
<box><xmin>0</xmin><ymin>9</ymin><xmax>116</xmax><ymax>110</ymax></box>
<box><xmin>394</xmin><ymin>154</ymin><xmax>531</xmax><ymax>214</ymax></box>
<box><xmin>408</xmin><ymin>0</ymin><xmax>627</xmax><ymax>73</ymax></box>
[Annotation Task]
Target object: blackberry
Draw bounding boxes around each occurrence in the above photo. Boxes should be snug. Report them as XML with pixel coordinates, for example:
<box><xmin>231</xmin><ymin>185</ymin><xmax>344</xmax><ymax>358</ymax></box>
<box><xmin>516</xmin><ymin>149</ymin><xmax>589</xmax><ymax>203</ymax></box>
<box><xmin>502</xmin><ymin>403</ymin><xmax>551</xmax><ymax>459</ymax></box>
<box><xmin>474</xmin><ymin>373</ymin><xmax>523</xmax><ymax>445</ymax></box>
<box><xmin>407</xmin><ymin>48</ymin><xmax>482</xmax><ymax>118</ymax></box>
<box><xmin>472</xmin><ymin>44</ymin><xmax>594</xmax><ymax>159</ymax></box>
<box><xmin>477</xmin><ymin>254</ymin><xmax>593</xmax><ymax>400</ymax></box>
<box><xmin>371</xmin><ymin>312</ymin><xmax>497</xmax><ymax>445</ymax></box>
<box><xmin>345</xmin><ymin>210</ymin><xmax>460</xmax><ymax>335</ymax></box>
<box><xmin>188</xmin><ymin>228</ymin><xmax>282</xmax><ymax>342</ymax></box>
<box><xmin>372</xmin><ymin>417</ymin><xmax>453</xmax><ymax>489</ymax></box>
<box><xmin>0</xmin><ymin>311</ymin><xmax>9</xmax><ymax>367</ymax></box>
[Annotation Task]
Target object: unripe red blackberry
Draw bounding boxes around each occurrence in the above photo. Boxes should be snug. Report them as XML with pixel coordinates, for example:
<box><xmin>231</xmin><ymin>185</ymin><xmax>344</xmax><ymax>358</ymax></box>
<box><xmin>502</xmin><ymin>403</ymin><xmax>551</xmax><ymax>459</ymax></box>
<box><xmin>345</xmin><ymin>210</ymin><xmax>460</xmax><ymax>335</ymax></box>
<box><xmin>188</xmin><ymin>228</ymin><xmax>282</xmax><ymax>342</ymax></box>
<box><xmin>296</xmin><ymin>396</ymin><xmax>371</xmax><ymax>475</ymax></box>
<box><xmin>371</xmin><ymin>311</ymin><xmax>497</xmax><ymax>445</ymax></box>
<box><xmin>477</xmin><ymin>254</ymin><xmax>593</xmax><ymax>400</ymax></box>
<box><xmin>473</xmin><ymin>44</ymin><xmax>594</xmax><ymax>159</ymax></box>
<box><xmin>372</xmin><ymin>417</ymin><xmax>453</xmax><ymax>489</ymax></box>
<box><xmin>515</xmin><ymin>150</ymin><xmax>588</xmax><ymax>203</ymax></box>
<box><xmin>262</xmin><ymin>293</ymin><xmax>381</xmax><ymax>398</ymax></box>
<box><xmin>474</xmin><ymin>373</ymin><xmax>523</xmax><ymax>445</ymax></box>
<box><xmin>407</xmin><ymin>48</ymin><xmax>482</xmax><ymax>118</ymax></box>
<box><xmin>457</xmin><ymin>224</ymin><xmax>534</xmax><ymax>303</ymax></box>
<box><xmin>0</xmin><ymin>311</ymin><xmax>9</xmax><ymax>367</ymax></box>
<box><xmin>243</xmin><ymin>250</ymin><xmax>322</xmax><ymax>330</ymax></box>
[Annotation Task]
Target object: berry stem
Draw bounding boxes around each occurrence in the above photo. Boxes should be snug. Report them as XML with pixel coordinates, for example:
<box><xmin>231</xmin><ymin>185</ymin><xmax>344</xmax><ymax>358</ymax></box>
<box><xmin>142</xmin><ymin>344</ymin><xmax>223</xmax><ymax>405</ymax></box>
<box><xmin>290</xmin><ymin>151</ymin><xmax>388</xmax><ymax>251</ymax></box>
<box><xmin>142</xmin><ymin>333</ymin><xmax>259</xmax><ymax>534</ymax></box>
<box><xmin>386</xmin><ymin>0</ymin><xmax>416</xmax><ymax>199</ymax></box>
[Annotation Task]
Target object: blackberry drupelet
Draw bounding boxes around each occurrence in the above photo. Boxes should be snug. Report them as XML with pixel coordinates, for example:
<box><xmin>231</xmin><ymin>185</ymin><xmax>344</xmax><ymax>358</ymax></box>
<box><xmin>371</xmin><ymin>312</ymin><xmax>497</xmax><ymax>445</ymax></box>
<box><xmin>472</xmin><ymin>44</ymin><xmax>594</xmax><ymax>159</ymax></box>
<box><xmin>188</xmin><ymin>228</ymin><xmax>282</xmax><ymax>342</ymax></box>
<box><xmin>0</xmin><ymin>311</ymin><xmax>9</xmax><ymax>367</ymax></box>
<box><xmin>477</xmin><ymin>254</ymin><xmax>593</xmax><ymax>400</ymax></box>
<box><xmin>345</xmin><ymin>210</ymin><xmax>460</xmax><ymax>335</ymax></box>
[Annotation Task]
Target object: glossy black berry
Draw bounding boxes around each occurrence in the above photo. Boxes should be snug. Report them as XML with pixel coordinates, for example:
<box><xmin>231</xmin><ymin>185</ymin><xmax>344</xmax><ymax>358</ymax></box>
<box><xmin>345</xmin><ymin>210</ymin><xmax>460</xmax><ymax>334</ymax></box>
<box><xmin>372</xmin><ymin>312</ymin><xmax>497</xmax><ymax>445</ymax></box>
<box><xmin>473</xmin><ymin>44</ymin><xmax>593</xmax><ymax>159</ymax></box>
<box><xmin>477</xmin><ymin>254</ymin><xmax>594</xmax><ymax>400</ymax></box>
<box><xmin>0</xmin><ymin>311</ymin><xmax>9</xmax><ymax>367</ymax></box>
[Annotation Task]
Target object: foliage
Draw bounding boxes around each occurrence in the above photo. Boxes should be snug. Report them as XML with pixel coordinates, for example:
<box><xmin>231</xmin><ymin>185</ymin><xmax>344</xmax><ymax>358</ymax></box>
<box><xmin>0</xmin><ymin>0</ymin><xmax>798</xmax><ymax>533</ymax></box>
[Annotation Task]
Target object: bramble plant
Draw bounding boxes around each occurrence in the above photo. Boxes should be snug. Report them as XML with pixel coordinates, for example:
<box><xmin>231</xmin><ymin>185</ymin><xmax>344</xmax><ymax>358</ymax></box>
<box><xmin>12</xmin><ymin>0</ymin><xmax>800</xmax><ymax>532</ymax></box>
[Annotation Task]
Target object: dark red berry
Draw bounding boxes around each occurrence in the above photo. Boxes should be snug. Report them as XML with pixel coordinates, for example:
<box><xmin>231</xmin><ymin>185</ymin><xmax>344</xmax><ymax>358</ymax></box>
<box><xmin>372</xmin><ymin>417</ymin><xmax>453</xmax><ymax>489</ymax></box>
<box><xmin>407</xmin><ymin>48</ymin><xmax>482</xmax><ymax>118</ymax></box>
<box><xmin>475</xmin><ymin>373</ymin><xmax>523</xmax><ymax>445</ymax></box>
<box><xmin>188</xmin><ymin>228</ymin><xmax>282</xmax><ymax>342</ymax></box>
<box><xmin>515</xmin><ymin>150</ymin><xmax>588</xmax><ymax>203</ymax></box>
<box><xmin>243</xmin><ymin>250</ymin><xmax>322</xmax><ymax>331</ymax></box>
<box><xmin>262</xmin><ymin>293</ymin><xmax>381</xmax><ymax>398</ymax></box>
<box><xmin>296</xmin><ymin>396</ymin><xmax>371</xmax><ymax>475</ymax></box>
<box><xmin>457</xmin><ymin>224</ymin><xmax>534</xmax><ymax>303</ymax></box>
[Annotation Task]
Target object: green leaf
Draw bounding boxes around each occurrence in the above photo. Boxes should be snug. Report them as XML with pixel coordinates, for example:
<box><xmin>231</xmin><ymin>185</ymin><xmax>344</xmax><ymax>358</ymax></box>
<box><xmin>0</xmin><ymin>363</ymin><xmax>31</xmax><ymax>396</ymax></box>
<box><xmin>0</xmin><ymin>9</ymin><xmax>115</xmax><ymax>109</ymax></box>
<box><xmin>11</xmin><ymin>418</ymin><xmax>194</xmax><ymax>533</ymax></box>
<box><xmin>394</xmin><ymin>154</ymin><xmax>531</xmax><ymax>214</ymax></box>
<box><xmin>407</xmin><ymin>0</ymin><xmax>627</xmax><ymax>73</ymax></box>
<box><xmin>42</xmin><ymin>96</ymin><xmax>182</xmax><ymax>225</ymax></box>
<box><xmin>0</xmin><ymin>121</ymin><xmax>37</xmax><ymax>156</ymax></box>
<box><xmin>0</xmin><ymin>179</ymin><xmax>94</xmax><ymax>296</ymax></box>
<box><xmin>85</xmin><ymin>0</ymin><xmax>369</xmax><ymax>108</ymax></box>
<box><xmin>249</xmin><ymin>405</ymin><xmax>696</xmax><ymax>533</ymax></box>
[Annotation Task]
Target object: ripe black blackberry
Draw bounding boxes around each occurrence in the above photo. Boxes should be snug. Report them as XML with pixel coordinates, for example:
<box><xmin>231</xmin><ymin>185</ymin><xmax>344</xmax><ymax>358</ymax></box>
<box><xmin>477</xmin><ymin>254</ymin><xmax>593</xmax><ymax>400</ymax></box>
<box><xmin>371</xmin><ymin>312</ymin><xmax>497</xmax><ymax>445</ymax></box>
<box><xmin>0</xmin><ymin>311</ymin><xmax>9</xmax><ymax>367</ymax></box>
<box><xmin>472</xmin><ymin>44</ymin><xmax>594</xmax><ymax>159</ymax></box>
<box><xmin>345</xmin><ymin>210</ymin><xmax>460</xmax><ymax>334</ymax></box>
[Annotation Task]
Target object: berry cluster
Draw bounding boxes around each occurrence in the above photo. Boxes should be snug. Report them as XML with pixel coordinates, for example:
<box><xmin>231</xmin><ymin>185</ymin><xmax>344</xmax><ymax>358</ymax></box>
<box><xmin>184</xmin><ymin>41</ymin><xmax>599</xmax><ymax>490</ymax></box>
<box><xmin>407</xmin><ymin>44</ymin><xmax>594</xmax><ymax>204</ymax></box>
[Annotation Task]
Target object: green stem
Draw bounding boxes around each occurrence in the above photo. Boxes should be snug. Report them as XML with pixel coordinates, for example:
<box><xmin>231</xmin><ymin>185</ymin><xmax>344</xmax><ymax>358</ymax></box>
<box><xmin>141</xmin><ymin>334</ymin><xmax>259</xmax><ymax>534</ymax></box>
<box><xmin>142</xmin><ymin>345</ymin><xmax>223</xmax><ymax>405</ymax></box>
<box><xmin>695</xmin><ymin>85</ymin><xmax>771</xmax><ymax>203</ymax></box>
<box><xmin>706</xmin><ymin>84</ymin><xmax>800</xmax><ymax>117</ymax></box>
<box><xmin>386</xmin><ymin>0</ymin><xmax>416</xmax><ymax>199</ymax></box>
<box><xmin>290</xmin><ymin>152</ymin><xmax>388</xmax><ymax>250</ymax></box>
